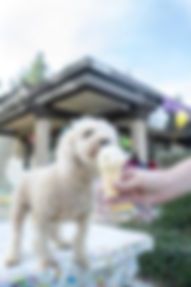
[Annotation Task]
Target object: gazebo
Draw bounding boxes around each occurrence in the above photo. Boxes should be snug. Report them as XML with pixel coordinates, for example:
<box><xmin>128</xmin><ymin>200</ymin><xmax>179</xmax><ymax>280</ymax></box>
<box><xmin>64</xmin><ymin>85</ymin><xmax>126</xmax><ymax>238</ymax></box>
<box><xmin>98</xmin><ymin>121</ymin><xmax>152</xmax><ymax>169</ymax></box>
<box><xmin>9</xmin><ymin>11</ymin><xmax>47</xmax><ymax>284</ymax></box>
<box><xmin>0</xmin><ymin>57</ymin><xmax>165</xmax><ymax>165</ymax></box>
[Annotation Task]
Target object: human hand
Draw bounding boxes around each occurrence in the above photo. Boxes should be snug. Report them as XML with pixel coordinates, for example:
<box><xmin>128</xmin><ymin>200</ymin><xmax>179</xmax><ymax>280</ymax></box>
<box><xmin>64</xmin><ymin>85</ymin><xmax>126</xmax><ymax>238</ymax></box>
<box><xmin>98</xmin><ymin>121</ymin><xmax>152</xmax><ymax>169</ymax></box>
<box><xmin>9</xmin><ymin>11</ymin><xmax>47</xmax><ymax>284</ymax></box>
<box><xmin>115</xmin><ymin>168</ymin><xmax>168</xmax><ymax>207</ymax></box>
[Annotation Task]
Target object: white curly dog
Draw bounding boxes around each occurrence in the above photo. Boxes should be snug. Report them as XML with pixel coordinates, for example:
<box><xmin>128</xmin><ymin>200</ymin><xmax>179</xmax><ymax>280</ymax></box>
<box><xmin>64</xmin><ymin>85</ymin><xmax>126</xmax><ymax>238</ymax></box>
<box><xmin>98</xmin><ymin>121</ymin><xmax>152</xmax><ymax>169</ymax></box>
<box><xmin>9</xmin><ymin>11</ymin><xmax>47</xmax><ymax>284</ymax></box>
<box><xmin>6</xmin><ymin>117</ymin><xmax>118</xmax><ymax>269</ymax></box>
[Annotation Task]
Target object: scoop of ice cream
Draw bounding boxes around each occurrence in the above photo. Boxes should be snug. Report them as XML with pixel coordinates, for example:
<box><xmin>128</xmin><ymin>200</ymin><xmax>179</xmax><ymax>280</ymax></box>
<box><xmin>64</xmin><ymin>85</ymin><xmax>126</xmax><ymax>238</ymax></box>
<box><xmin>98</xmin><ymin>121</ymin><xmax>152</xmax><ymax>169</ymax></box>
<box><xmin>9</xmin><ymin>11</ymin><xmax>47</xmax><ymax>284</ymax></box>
<box><xmin>97</xmin><ymin>145</ymin><xmax>129</xmax><ymax>172</ymax></box>
<box><xmin>97</xmin><ymin>145</ymin><xmax>130</xmax><ymax>198</ymax></box>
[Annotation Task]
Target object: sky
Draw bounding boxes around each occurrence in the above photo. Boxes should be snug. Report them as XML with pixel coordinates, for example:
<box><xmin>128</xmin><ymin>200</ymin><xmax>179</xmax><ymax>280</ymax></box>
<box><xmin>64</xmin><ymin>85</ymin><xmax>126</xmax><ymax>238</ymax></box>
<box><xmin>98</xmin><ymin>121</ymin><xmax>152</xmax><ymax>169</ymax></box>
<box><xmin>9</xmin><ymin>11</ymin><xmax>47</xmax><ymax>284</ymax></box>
<box><xmin>0</xmin><ymin>0</ymin><xmax>191</xmax><ymax>104</ymax></box>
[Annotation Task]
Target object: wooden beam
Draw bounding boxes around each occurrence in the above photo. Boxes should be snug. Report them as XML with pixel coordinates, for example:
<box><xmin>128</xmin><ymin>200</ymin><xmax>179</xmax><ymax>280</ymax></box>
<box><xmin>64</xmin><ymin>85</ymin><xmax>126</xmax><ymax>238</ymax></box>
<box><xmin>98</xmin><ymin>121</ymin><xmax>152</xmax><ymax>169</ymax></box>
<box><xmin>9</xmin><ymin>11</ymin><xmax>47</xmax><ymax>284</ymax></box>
<box><xmin>98</xmin><ymin>110</ymin><xmax>130</xmax><ymax>120</ymax></box>
<box><xmin>0</xmin><ymin>129</ymin><xmax>20</xmax><ymax>138</ymax></box>
<box><xmin>0</xmin><ymin>129</ymin><xmax>28</xmax><ymax>145</ymax></box>
<box><xmin>32</xmin><ymin>105</ymin><xmax>81</xmax><ymax>119</ymax></box>
<box><xmin>97</xmin><ymin>104</ymin><xmax>138</xmax><ymax>120</ymax></box>
<box><xmin>46</xmin><ymin>106</ymin><xmax>81</xmax><ymax>119</ymax></box>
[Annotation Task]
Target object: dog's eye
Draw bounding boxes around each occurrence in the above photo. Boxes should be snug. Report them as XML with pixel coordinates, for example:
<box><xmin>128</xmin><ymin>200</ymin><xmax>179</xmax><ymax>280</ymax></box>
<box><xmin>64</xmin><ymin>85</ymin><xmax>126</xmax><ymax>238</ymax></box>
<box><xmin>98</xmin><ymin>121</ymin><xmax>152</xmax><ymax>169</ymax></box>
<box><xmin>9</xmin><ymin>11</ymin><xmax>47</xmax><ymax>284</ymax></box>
<box><xmin>82</xmin><ymin>129</ymin><xmax>94</xmax><ymax>138</ymax></box>
<box><xmin>100</xmin><ymin>139</ymin><xmax>111</xmax><ymax>147</ymax></box>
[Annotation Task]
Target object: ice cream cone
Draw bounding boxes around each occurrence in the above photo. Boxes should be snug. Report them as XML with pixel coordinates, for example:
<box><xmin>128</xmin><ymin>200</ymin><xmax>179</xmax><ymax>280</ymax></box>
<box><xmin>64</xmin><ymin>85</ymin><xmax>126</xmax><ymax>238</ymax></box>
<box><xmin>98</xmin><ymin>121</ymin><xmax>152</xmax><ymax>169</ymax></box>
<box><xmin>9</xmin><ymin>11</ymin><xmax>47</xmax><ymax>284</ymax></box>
<box><xmin>97</xmin><ymin>145</ymin><xmax>128</xmax><ymax>199</ymax></box>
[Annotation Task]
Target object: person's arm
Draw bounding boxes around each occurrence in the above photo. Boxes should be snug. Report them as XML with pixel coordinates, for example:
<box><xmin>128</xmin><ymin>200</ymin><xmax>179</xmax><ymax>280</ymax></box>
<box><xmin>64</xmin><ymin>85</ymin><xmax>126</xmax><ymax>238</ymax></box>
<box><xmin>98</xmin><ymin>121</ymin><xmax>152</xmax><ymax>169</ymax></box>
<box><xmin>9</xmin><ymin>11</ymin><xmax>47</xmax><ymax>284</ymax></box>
<box><xmin>116</xmin><ymin>158</ymin><xmax>191</xmax><ymax>206</ymax></box>
<box><xmin>158</xmin><ymin>158</ymin><xmax>191</xmax><ymax>202</ymax></box>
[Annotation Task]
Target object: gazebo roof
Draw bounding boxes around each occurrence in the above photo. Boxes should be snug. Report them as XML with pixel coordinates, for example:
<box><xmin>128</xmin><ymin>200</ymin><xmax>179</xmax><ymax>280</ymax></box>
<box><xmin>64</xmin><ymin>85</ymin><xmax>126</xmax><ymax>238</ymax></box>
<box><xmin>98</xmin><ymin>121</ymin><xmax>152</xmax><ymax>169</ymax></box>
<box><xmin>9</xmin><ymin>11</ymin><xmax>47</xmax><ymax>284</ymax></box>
<box><xmin>0</xmin><ymin>57</ymin><xmax>169</xmax><ymax>142</ymax></box>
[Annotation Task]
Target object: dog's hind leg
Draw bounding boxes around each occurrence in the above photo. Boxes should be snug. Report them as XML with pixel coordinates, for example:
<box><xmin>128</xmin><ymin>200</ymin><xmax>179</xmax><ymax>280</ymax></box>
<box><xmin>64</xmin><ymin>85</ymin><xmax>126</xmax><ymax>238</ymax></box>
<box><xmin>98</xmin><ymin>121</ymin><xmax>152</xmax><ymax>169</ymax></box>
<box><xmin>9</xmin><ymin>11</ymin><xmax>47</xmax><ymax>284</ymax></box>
<box><xmin>6</xmin><ymin>182</ymin><xmax>29</xmax><ymax>266</ymax></box>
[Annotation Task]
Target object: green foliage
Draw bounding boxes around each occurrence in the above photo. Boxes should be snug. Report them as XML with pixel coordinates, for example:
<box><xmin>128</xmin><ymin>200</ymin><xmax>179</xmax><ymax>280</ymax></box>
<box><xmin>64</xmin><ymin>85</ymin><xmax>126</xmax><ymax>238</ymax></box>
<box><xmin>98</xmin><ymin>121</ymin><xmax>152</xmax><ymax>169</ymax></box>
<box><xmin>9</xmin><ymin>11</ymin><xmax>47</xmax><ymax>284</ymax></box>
<box><xmin>123</xmin><ymin>194</ymin><xmax>191</xmax><ymax>286</ymax></box>
<box><xmin>155</xmin><ymin>145</ymin><xmax>191</xmax><ymax>167</ymax></box>
<box><xmin>21</xmin><ymin>52</ymin><xmax>48</xmax><ymax>86</ymax></box>
<box><xmin>119</xmin><ymin>136</ymin><xmax>131</xmax><ymax>150</ymax></box>
<box><xmin>140</xmin><ymin>230</ymin><xmax>191</xmax><ymax>287</ymax></box>
<box><xmin>142</xmin><ymin>194</ymin><xmax>191</xmax><ymax>286</ymax></box>
<box><xmin>154</xmin><ymin>194</ymin><xmax>191</xmax><ymax>232</ymax></box>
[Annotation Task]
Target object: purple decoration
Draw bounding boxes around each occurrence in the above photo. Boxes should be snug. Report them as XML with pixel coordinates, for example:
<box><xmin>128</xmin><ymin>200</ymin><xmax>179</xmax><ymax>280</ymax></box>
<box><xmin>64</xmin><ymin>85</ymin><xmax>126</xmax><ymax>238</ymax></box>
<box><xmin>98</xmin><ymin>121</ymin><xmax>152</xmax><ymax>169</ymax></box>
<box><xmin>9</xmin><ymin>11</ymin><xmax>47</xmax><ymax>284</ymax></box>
<box><xmin>163</xmin><ymin>98</ymin><xmax>191</xmax><ymax>114</ymax></box>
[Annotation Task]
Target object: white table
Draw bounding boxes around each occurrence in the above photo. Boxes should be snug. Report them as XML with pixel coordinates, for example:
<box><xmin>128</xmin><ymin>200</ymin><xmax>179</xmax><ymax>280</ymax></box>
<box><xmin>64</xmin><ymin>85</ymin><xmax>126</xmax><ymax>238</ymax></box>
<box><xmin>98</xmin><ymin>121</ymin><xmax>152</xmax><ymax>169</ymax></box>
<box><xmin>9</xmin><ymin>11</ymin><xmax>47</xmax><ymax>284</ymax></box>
<box><xmin>0</xmin><ymin>221</ymin><xmax>153</xmax><ymax>286</ymax></box>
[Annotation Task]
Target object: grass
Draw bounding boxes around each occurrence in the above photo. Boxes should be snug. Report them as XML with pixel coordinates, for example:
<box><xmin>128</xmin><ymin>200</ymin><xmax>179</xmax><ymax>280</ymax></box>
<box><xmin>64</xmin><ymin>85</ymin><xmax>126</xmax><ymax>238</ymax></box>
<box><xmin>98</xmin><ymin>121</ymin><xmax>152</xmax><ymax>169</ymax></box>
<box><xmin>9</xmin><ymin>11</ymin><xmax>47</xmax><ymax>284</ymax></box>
<box><xmin>122</xmin><ymin>194</ymin><xmax>191</xmax><ymax>287</ymax></box>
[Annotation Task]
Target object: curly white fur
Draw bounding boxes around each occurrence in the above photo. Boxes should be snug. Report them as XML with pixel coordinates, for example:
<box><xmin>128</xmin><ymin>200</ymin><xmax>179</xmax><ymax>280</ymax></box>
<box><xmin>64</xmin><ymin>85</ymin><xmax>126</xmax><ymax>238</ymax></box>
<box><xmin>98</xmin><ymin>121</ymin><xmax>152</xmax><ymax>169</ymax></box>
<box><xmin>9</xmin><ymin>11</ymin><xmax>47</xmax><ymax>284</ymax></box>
<box><xmin>6</xmin><ymin>117</ymin><xmax>118</xmax><ymax>269</ymax></box>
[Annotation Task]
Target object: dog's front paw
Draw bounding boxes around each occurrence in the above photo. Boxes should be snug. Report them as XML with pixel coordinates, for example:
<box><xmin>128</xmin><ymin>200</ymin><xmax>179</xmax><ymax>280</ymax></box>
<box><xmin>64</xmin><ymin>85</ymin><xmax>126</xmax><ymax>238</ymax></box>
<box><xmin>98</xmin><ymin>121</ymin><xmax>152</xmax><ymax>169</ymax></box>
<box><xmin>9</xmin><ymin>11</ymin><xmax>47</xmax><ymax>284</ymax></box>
<box><xmin>75</xmin><ymin>255</ymin><xmax>89</xmax><ymax>270</ymax></box>
<box><xmin>5</xmin><ymin>255</ymin><xmax>21</xmax><ymax>267</ymax></box>
<box><xmin>40</xmin><ymin>257</ymin><xmax>59</xmax><ymax>271</ymax></box>
<box><xmin>57</xmin><ymin>240</ymin><xmax>72</xmax><ymax>250</ymax></box>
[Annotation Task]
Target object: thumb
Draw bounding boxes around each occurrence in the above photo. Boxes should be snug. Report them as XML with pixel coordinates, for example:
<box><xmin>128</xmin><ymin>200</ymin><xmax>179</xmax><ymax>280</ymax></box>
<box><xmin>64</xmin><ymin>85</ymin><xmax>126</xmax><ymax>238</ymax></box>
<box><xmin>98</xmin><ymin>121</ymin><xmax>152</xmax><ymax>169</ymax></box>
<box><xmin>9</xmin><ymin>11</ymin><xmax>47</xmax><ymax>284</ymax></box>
<box><xmin>121</xmin><ymin>167</ymin><xmax>136</xmax><ymax>179</ymax></box>
<box><xmin>115</xmin><ymin>177</ymin><xmax>139</xmax><ymax>193</ymax></box>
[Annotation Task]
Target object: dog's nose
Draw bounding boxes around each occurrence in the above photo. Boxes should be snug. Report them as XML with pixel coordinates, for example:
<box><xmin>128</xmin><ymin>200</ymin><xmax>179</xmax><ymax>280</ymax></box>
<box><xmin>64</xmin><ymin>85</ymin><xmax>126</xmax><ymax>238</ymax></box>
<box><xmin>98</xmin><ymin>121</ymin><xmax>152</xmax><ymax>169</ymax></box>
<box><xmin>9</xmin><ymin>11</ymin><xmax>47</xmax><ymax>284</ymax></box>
<box><xmin>99</xmin><ymin>139</ymin><xmax>111</xmax><ymax>147</ymax></box>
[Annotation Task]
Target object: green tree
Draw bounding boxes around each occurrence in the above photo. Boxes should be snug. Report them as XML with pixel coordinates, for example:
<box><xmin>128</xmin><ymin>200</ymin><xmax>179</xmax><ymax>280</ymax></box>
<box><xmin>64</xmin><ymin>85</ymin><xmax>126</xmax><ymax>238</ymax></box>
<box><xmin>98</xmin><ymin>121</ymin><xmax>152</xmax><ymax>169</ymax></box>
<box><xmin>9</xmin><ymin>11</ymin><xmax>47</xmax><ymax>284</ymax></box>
<box><xmin>21</xmin><ymin>52</ymin><xmax>48</xmax><ymax>86</ymax></box>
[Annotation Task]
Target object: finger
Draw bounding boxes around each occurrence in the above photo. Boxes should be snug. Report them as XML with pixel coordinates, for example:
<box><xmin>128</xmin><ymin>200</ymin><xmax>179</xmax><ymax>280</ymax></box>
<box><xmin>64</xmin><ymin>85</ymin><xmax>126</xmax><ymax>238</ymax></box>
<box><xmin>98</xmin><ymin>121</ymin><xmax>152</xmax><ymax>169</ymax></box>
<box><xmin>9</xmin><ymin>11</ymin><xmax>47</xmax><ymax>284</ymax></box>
<box><xmin>127</xmin><ymin>194</ymin><xmax>147</xmax><ymax>207</ymax></box>
<box><xmin>115</xmin><ymin>178</ymin><xmax>139</xmax><ymax>193</ymax></box>
<box><xmin>132</xmin><ymin>194</ymin><xmax>156</xmax><ymax>207</ymax></box>
<box><xmin>120</xmin><ymin>168</ymin><xmax>136</xmax><ymax>180</ymax></box>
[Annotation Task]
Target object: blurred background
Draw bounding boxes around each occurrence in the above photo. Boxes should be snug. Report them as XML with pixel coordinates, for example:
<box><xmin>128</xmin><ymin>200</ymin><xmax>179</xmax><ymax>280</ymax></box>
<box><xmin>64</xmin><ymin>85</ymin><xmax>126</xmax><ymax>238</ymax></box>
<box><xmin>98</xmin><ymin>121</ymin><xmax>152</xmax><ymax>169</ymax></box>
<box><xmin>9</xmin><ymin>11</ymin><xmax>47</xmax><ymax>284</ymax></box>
<box><xmin>0</xmin><ymin>0</ymin><xmax>191</xmax><ymax>286</ymax></box>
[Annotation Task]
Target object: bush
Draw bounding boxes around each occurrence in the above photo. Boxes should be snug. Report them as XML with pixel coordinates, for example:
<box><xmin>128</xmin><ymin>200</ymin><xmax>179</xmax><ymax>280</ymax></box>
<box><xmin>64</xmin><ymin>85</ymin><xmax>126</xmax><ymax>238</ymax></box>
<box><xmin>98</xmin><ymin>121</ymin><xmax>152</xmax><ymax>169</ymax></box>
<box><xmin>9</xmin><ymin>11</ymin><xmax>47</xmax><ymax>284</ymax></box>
<box><xmin>124</xmin><ymin>194</ymin><xmax>191</xmax><ymax>287</ymax></box>
<box><xmin>153</xmin><ymin>194</ymin><xmax>191</xmax><ymax>232</ymax></box>
<box><xmin>140</xmin><ymin>230</ymin><xmax>191</xmax><ymax>287</ymax></box>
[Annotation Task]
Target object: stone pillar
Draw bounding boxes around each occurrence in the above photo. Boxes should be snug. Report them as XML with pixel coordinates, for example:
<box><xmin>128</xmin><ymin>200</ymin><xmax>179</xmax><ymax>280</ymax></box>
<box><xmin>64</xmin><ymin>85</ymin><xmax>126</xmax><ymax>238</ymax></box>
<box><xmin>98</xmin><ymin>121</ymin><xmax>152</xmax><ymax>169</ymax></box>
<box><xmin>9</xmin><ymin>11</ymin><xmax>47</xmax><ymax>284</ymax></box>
<box><xmin>131</xmin><ymin>119</ymin><xmax>148</xmax><ymax>163</ymax></box>
<box><xmin>12</xmin><ymin>139</ymin><xmax>26</xmax><ymax>158</ymax></box>
<box><xmin>34</xmin><ymin>118</ymin><xmax>51</xmax><ymax>166</ymax></box>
